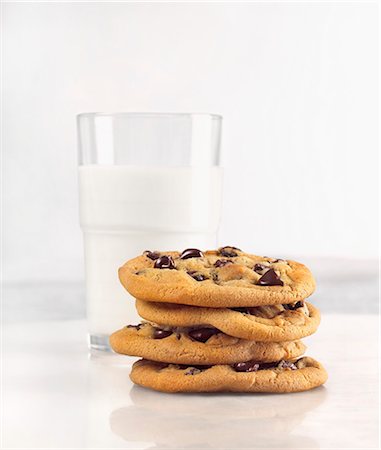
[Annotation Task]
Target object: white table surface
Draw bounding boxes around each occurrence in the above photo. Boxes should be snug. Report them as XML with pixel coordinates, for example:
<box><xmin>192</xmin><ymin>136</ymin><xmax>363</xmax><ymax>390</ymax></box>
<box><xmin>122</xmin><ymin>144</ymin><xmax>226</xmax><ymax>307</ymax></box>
<box><xmin>2</xmin><ymin>313</ymin><xmax>379</xmax><ymax>449</ymax></box>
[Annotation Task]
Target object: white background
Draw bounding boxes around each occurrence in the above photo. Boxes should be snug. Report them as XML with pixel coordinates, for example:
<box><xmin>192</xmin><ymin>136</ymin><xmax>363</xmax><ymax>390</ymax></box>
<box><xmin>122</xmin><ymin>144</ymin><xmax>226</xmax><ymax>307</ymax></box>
<box><xmin>3</xmin><ymin>2</ymin><xmax>378</xmax><ymax>283</ymax></box>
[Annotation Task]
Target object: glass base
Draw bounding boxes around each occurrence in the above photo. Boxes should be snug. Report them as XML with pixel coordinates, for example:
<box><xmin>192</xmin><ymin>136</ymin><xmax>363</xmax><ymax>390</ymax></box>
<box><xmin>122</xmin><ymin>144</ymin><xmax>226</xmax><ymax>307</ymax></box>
<box><xmin>88</xmin><ymin>333</ymin><xmax>112</xmax><ymax>351</ymax></box>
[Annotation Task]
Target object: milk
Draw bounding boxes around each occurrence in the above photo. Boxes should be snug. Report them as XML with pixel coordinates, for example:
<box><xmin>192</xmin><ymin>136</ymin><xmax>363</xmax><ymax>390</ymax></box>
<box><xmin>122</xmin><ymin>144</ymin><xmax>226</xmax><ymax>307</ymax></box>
<box><xmin>78</xmin><ymin>165</ymin><xmax>223</xmax><ymax>348</ymax></box>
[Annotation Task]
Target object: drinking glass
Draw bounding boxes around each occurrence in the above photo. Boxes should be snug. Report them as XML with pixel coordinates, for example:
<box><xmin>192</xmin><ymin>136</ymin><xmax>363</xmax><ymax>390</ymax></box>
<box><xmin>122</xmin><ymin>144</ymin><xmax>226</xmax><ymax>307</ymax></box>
<box><xmin>77</xmin><ymin>113</ymin><xmax>223</xmax><ymax>350</ymax></box>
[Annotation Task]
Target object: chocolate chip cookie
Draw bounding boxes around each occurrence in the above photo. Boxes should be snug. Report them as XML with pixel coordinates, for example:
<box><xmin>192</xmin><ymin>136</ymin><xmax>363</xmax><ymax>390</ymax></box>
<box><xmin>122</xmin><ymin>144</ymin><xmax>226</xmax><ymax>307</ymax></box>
<box><xmin>118</xmin><ymin>247</ymin><xmax>316</xmax><ymax>307</ymax></box>
<box><xmin>130</xmin><ymin>357</ymin><xmax>328</xmax><ymax>393</ymax></box>
<box><xmin>110</xmin><ymin>322</ymin><xmax>306</xmax><ymax>365</ymax></box>
<box><xmin>136</xmin><ymin>299</ymin><xmax>320</xmax><ymax>342</ymax></box>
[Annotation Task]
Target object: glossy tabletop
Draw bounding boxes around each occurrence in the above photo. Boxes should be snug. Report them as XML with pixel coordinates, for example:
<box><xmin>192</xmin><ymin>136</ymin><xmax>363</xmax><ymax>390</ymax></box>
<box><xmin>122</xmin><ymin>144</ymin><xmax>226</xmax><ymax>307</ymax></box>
<box><xmin>2</xmin><ymin>312</ymin><xmax>379</xmax><ymax>449</ymax></box>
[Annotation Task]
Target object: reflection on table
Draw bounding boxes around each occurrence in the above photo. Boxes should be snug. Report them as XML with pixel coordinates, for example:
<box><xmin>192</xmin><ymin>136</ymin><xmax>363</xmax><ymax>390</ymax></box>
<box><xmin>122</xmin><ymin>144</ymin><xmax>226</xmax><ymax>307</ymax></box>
<box><xmin>109</xmin><ymin>384</ymin><xmax>327</xmax><ymax>449</ymax></box>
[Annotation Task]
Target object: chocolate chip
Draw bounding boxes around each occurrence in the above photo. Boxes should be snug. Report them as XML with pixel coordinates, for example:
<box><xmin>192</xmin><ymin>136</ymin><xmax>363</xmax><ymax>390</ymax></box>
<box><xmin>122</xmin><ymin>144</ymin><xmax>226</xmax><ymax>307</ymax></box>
<box><xmin>180</xmin><ymin>248</ymin><xmax>204</xmax><ymax>259</ymax></box>
<box><xmin>257</xmin><ymin>362</ymin><xmax>278</xmax><ymax>370</ymax></box>
<box><xmin>188</xmin><ymin>328</ymin><xmax>219</xmax><ymax>343</ymax></box>
<box><xmin>185</xmin><ymin>367</ymin><xmax>201</xmax><ymax>375</ymax></box>
<box><xmin>233</xmin><ymin>360</ymin><xmax>260</xmax><ymax>372</ymax></box>
<box><xmin>188</xmin><ymin>271</ymin><xmax>208</xmax><ymax>281</ymax></box>
<box><xmin>214</xmin><ymin>259</ymin><xmax>233</xmax><ymax>268</ymax></box>
<box><xmin>220</xmin><ymin>250</ymin><xmax>237</xmax><ymax>257</ymax></box>
<box><xmin>257</xmin><ymin>268</ymin><xmax>284</xmax><ymax>286</ymax></box>
<box><xmin>197</xmin><ymin>365</ymin><xmax>212</xmax><ymax>370</ymax></box>
<box><xmin>127</xmin><ymin>324</ymin><xmax>142</xmax><ymax>331</ymax></box>
<box><xmin>143</xmin><ymin>250</ymin><xmax>160</xmax><ymax>260</ymax></box>
<box><xmin>218</xmin><ymin>246</ymin><xmax>241</xmax><ymax>257</ymax></box>
<box><xmin>272</xmin><ymin>258</ymin><xmax>285</xmax><ymax>263</ymax></box>
<box><xmin>154</xmin><ymin>255</ymin><xmax>175</xmax><ymax>269</ymax></box>
<box><xmin>253</xmin><ymin>263</ymin><xmax>268</xmax><ymax>273</ymax></box>
<box><xmin>153</xmin><ymin>328</ymin><xmax>173</xmax><ymax>339</ymax></box>
<box><xmin>277</xmin><ymin>360</ymin><xmax>297</xmax><ymax>370</ymax></box>
<box><xmin>283</xmin><ymin>301</ymin><xmax>304</xmax><ymax>310</ymax></box>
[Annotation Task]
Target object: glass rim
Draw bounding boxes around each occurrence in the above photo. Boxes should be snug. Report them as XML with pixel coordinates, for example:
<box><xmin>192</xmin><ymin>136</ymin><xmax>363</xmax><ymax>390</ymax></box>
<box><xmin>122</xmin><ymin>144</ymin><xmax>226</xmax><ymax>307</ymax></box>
<box><xmin>77</xmin><ymin>112</ymin><xmax>222</xmax><ymax>120</ymax></box>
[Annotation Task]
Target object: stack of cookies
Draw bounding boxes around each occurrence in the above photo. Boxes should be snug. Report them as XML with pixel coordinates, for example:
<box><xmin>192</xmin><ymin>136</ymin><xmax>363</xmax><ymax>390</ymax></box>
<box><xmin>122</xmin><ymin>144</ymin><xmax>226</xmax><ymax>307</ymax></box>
<box><xmin>110</xmin><ymin>247</ymin><xmax>327</xmax><ymax>393</ymax></box>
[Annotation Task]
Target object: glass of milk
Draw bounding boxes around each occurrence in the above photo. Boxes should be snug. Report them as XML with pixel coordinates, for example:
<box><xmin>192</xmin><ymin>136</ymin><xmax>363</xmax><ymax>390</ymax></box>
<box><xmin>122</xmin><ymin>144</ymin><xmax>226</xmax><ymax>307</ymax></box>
<box><xmin>77</xmin><ymin>113</ymin><xmax>223</xmax><ymax>351</ymax></box>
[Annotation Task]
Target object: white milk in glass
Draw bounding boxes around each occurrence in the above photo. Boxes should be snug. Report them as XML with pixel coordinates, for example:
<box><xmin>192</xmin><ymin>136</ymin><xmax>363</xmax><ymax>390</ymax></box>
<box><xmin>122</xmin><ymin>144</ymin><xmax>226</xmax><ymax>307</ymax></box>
<box><xmin>79</xmin><ymin>165</ymin><xmax>223</xmax><ymax>338</ymax></box>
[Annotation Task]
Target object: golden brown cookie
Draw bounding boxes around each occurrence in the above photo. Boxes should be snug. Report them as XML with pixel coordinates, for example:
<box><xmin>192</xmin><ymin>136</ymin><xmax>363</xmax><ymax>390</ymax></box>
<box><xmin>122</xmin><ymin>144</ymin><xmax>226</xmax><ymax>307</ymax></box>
<box><xmin>130</xmin><ymin>357</ymin><xmax>327</xmax><ymax>393</ymax></box>
<box><xmin>119</xmin><ymin>248</ymin><xmax>316</xmax><ymax>307</ymax></box>
<box><xmin>109</xmin><ymin>322</ymin><xmax>306</xmax><ymax>365</ymax></box>
<box><xmin>136</xmin><ymin>299</ymin><xmax>320</xmax><ymax>342</ymax></box>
